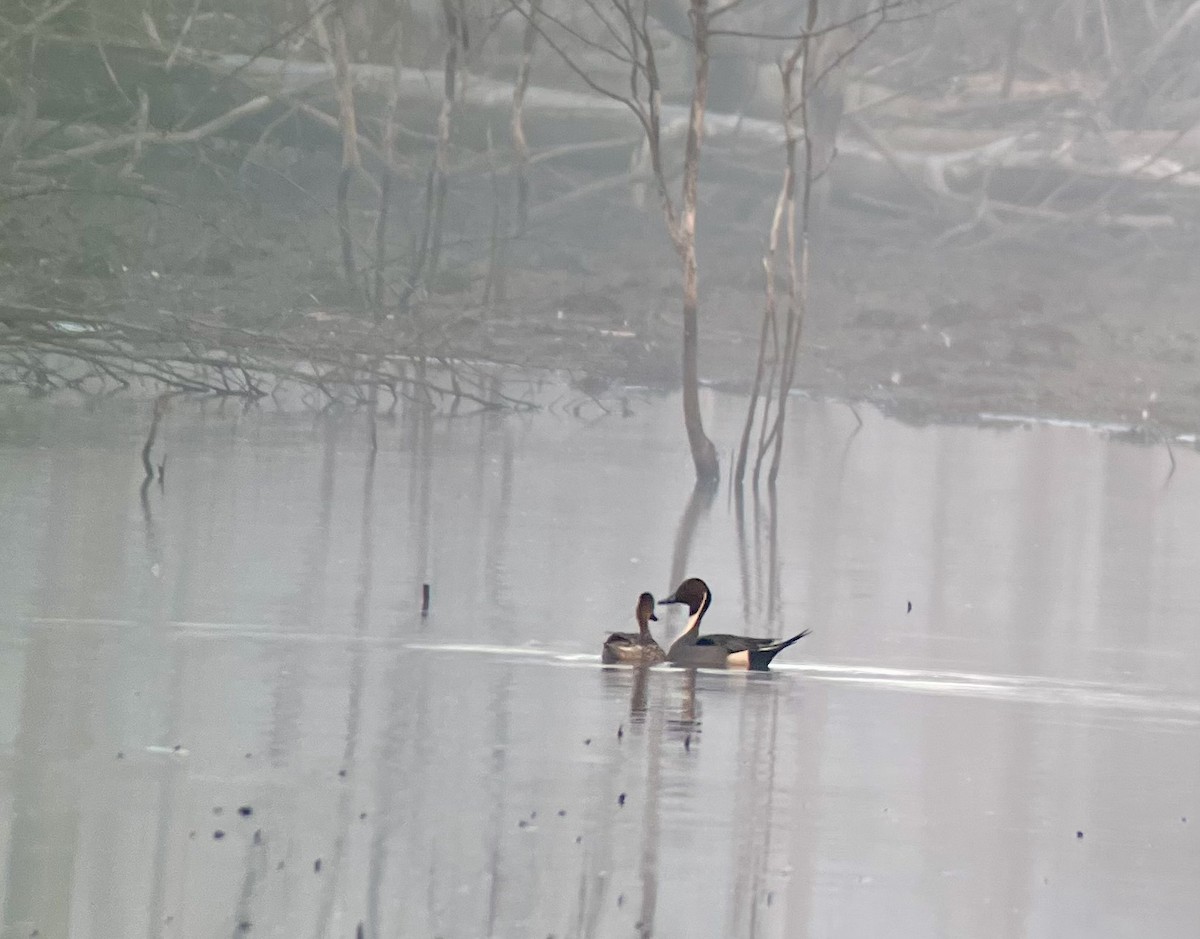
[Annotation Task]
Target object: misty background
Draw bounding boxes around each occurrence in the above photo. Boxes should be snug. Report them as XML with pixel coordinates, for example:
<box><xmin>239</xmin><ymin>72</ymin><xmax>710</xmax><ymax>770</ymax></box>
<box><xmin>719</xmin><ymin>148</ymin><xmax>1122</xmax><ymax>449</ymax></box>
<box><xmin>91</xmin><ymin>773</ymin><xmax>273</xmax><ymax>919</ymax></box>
<box><xmin>3</xmin><ymin>3</ymin><xmax>1200</xmax><ymax>938</ymax></box>
<box><xmin>3</xmin><ymin>0</ymin><xmax>1200</xmax><ymax>444</ymax></box>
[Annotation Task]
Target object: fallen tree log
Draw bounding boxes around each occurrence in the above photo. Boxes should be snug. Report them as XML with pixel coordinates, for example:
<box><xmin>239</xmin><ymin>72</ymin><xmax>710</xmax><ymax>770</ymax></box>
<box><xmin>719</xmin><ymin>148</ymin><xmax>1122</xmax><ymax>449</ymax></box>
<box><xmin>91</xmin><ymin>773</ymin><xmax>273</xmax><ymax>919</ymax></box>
<box><xmin>10</xmin><ymin>38</ymin><xmax>1200</xmax><ymax>229</ymax></box>
<box><xmin>186</xmin><ymin>48</ymin><xmax>1200</xmax><ymax>201</ymax></box>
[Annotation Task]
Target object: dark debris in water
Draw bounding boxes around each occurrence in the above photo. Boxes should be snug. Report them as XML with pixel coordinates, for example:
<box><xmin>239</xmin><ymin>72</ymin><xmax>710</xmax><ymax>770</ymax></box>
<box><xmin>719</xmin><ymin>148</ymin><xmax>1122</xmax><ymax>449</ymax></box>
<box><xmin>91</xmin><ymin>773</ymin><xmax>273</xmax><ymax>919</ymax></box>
<box><xmin>213</xmin><ymin>830</ymin><xmax>225</xmax><ymax>840</ymax></box>
<box><xmin>238</xmin><ymin>805</ymin><xmax>253</xmax><ymax>817</ymax></box>
<box><xmin>1076</xmin><ymin>831</ymin><xmax>1084</xmax><ymax>839</ymax></box>
<box><xmin>618</xmin><ymin>793</ymin><xmax>626</xmax><ymax>807</ymax></box>
<box><xmin>314</xmin><ymin>858</ymin><xmax>322</xmax><ymax>873</ymax></box>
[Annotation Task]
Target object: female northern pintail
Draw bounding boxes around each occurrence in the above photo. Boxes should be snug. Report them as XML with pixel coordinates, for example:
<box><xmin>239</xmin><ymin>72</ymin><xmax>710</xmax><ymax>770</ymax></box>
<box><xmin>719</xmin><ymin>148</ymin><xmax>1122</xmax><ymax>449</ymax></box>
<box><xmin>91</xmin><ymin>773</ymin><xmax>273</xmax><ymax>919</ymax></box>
<box><xmin>659</xmin><ymin>577</ymin><xmax>810</xmax><ymax>670</ymax></box>
<box><xmin>602</xmin><ymin>592</ymin><xmax>667</xmax><ymax>665</ymax></box>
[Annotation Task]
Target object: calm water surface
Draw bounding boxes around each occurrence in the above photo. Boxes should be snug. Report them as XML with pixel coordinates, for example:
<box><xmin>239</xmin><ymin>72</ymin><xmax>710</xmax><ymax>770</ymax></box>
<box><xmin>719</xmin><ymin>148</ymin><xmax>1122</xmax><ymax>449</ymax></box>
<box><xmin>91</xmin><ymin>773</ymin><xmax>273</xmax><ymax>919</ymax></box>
<box><xmin>1</xmin><ymin>389</ymin><xmax>1198</xmax><ymax>938</ymax></box>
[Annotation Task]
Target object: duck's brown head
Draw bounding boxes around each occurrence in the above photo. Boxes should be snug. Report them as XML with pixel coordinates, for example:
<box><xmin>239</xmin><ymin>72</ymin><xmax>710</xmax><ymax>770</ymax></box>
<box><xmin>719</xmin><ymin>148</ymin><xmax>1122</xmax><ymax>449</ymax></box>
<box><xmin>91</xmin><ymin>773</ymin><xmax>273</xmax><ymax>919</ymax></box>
<box><xmin>658</xmin><ymin>577</ymin><xmax>710</xmax><ymax>616</ymax></box>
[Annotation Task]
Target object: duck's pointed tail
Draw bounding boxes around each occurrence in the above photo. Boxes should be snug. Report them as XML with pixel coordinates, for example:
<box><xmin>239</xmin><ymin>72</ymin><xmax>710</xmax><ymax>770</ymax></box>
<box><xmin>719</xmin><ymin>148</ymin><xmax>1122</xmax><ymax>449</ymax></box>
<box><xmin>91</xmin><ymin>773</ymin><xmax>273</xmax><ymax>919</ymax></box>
<box><xmin>748</xmin><ymin>628</ymin><xmax>812</xmax><ymax>671</ymax></box>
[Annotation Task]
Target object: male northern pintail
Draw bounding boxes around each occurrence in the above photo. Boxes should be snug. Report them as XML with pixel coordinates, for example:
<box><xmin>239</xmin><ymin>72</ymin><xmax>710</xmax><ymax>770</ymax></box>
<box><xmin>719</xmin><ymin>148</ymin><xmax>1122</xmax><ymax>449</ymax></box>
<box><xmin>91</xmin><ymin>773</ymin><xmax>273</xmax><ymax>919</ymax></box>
<box><xmin>659</xmin><ymin>577</ymin><xmax>810</xmax><ymax>670</ymax></box>
<box><xmin>602</xmin><ymin>592</ymin><xmax>667</xmax><ymax>665</ymax></box>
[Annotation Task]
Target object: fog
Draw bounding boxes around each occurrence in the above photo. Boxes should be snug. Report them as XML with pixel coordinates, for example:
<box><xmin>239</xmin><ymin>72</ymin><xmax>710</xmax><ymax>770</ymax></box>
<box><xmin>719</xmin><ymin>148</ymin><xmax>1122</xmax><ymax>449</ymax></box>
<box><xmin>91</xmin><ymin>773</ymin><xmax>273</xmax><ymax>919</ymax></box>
<box><xmin>2</xmin><ymin>2</ymin><xmax>1200</xmax><ymax>937</ymax></box>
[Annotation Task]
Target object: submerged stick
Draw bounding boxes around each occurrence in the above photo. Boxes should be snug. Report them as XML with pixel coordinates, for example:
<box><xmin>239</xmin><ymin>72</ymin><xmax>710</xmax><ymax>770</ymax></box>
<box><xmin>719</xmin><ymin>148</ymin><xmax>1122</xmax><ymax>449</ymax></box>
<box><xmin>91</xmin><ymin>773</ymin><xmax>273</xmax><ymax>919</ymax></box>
<box><xmin>421</xmin><ymin>583</ymin><xmax>431</xmax><ymax>616</ymax></box>
<box><xmin>368</xmin><ymin>397</ymin><xmax>378</xmax><ymax>452</ymax></box>
<box><xmin>141</xmin><ymin>393</ymin><xmax>169</xmax><ymax>481</ymax></box>
<box><xmin>1163</xmin><ymin>436</ymin><xmax>1176</xmax><ymax>487</ymax></box>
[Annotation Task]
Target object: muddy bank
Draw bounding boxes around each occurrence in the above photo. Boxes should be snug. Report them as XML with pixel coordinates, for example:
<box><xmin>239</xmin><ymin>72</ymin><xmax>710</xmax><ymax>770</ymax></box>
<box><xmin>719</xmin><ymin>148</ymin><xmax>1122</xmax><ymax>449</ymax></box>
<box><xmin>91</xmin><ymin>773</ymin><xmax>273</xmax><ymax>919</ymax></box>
<box><xmin>3</xmin><ymin>148</ymin><xmax>1199</xmax><ymax>439</ymax></box>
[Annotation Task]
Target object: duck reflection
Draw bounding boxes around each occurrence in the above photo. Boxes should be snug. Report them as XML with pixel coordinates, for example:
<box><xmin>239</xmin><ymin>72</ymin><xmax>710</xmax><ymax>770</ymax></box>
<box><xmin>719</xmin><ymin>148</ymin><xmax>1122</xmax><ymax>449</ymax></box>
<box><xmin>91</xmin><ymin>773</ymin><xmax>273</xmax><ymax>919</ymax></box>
<box><xmin>600</xmin><ymin>663</ymin><xmax>654</xmax><ymax>724</ymax></box>
<box><xmin>667</xmin><ymin>667</ymin><xmax>700</xmax><ymax>736</ymax></box>
<box><xmin>601</xmin><ymin>662</ymin><xmax>702</xmax><ymax>735</ymax></box>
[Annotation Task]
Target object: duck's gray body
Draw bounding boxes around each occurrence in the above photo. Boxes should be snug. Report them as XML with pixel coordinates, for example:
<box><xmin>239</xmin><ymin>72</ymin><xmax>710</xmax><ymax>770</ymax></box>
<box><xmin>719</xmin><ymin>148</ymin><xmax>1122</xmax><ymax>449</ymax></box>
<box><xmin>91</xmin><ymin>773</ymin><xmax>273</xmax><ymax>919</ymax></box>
<box><xmin>602</xmin><ymin>592</ymin><xmax>666</xmax><ymax>665</ymax></box>
<box><xmin>668</xmin><ymin>630</ymin><xmax>810</xmax><ymax>669</ymax></box>
<box><xmin>602</xmin><ymin>632</ymin><xmax>666</xmax><ymax>665</ymax></box>
<box><xmin>661</xmin><ymin>578</ymin><xmax>810</xmax><ymax>670</ymax></box>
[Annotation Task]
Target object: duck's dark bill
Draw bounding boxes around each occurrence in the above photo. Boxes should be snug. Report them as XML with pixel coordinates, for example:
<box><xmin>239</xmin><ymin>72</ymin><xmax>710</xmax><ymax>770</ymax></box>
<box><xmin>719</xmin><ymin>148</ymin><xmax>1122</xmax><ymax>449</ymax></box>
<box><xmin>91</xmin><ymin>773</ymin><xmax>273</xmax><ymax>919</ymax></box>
<box><xmin>659</xmin><ymin>594</ymin><xmax>680</xmax><ymax>605</ymax></box>
<box><xmin>648</xmin><ymin>612</ymin><xmax>659</xmax><ymax>621</ymax></box>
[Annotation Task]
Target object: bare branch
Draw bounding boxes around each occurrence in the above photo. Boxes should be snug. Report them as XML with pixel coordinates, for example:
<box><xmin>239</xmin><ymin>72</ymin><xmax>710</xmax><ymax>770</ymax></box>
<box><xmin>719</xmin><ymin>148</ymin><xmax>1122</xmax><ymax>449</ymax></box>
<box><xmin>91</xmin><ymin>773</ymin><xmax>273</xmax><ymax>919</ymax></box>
<box><xmin>527</xmin><ymin>1</ymin><xmax>639</xmax><ymax>70</ymax></box>
<box><xmin>16</xmin><ymin>96</ymin><xmax>274</xmax><ymax>172</ymax></box>
<box><xmin>580</xmin><ymin>0</ymin><xmax>639</xmax><ymax>62</ymax></box>
<box><xmin>506</xmin><ymin>1</ymin><xmax>654</xmax><ymax>141</ymax></box>
<box><xmin>0</xmin><ymin>0</ymin><xmax>77</xmax><ymax>54</ymax></box>
<box><xmin>711</xmin><ymin>0</ymin><xmax>946</xmax><ymax>41</ymax></box>
<box><xmin>710</xmin><ymin>0</ymin><xmax>754</xmax><ymax>19</ymax></box>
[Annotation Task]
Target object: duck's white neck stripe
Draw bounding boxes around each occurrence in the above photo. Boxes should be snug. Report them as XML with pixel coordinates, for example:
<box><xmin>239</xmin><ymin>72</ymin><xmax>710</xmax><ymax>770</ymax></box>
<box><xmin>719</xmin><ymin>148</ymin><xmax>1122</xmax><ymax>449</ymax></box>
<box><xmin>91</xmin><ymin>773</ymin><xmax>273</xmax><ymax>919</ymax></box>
<box><xmin>672</xmin><ymin>592</ymin><xmax>709</xmax><ymax>647</ymax></box>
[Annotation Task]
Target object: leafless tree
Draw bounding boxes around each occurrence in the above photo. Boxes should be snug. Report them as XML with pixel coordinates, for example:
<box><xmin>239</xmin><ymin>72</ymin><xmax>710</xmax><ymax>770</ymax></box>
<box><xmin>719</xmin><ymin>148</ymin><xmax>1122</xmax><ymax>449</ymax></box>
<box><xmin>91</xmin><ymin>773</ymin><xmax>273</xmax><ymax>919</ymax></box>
<box><xmin>735</xmin><ymin>0</ymin><xmax>911</xmax><ymax>487</ymax></box>
<box><xmin>513</xmin><ymin>0</ymin><xmax>721</xmax><ymax>482</ymax></box>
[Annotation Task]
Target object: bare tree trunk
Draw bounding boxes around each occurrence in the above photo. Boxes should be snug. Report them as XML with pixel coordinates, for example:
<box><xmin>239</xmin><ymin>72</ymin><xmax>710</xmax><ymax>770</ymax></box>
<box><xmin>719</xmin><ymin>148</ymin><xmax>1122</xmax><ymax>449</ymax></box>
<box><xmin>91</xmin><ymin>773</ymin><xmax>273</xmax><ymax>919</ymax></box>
<box><xmin>374</xmin><ymin>13</ymin><xmax>406</xmax><ymax>315</ymax></box>
<box><xmin>427</xmin><ymin>0</ymin><xmax>464</xmax><ymax>288</ymax></box>
<box><xmin>481</xmin><ymin>126</ymin><xmax>505</xmax><ymax>306</ymax></box>
<box><xmin>511</xmin><ymin>0</ymin><xmax>539</xmax><ymax>236</ymax></box>
<box><xmin>766</xmin><ymin>2</ymin><xmax>820</xmax><ymax>488</ymax></box>
<box><xmin>330</xmin><ymin>0</ymin><xmax>362</xmax><ymax>302</ymax></box>
<box><xmin>1000</xmin><ymin>2</ymin><xmax>1024</xmax><ymax>98</ymax></box>
<box><xmin>736</xmin><ymin>157</ymin><xmax>787</xmax><ymax>485</ymax></box>
<box><xmin>678</xmin><ymin>0</ymin><xmax>719</xmax><ymax>484</ymax></box>
<box><xmin>398</xmin><ymin>1</ymin><xmax>461</xmax><ymax>311</ymax></box>
<box><xmin>505</xmin><ymin>0</ymin><xmax>719</xmax><ymax>482</ymax></box>
<box><xmin>0</xmin><ymin>51</ymin><xmax>36</xmax><ymax>171</ymax></box>
<box><xmin>400</xmin><ymin>164</ymin><xmax>436</xmax><ymax>311</ymax></box>
<box><xmin>485</xmin><ymin>0</ymin><xmax>541</xmax><ymax>306</ymax></box>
